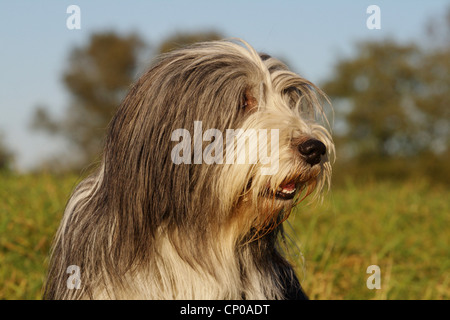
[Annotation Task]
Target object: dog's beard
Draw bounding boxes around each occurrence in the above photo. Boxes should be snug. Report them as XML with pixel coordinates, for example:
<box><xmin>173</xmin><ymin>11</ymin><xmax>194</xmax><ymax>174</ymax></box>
<box><xmin>232</xmin><ymin>160</ymin><xmax>327</xmax><ymax>239</ymax></box>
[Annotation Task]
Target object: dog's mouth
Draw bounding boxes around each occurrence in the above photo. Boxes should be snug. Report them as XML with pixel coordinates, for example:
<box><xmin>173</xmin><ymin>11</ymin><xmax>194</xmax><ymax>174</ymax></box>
<box><xmin>261</xmin><ymin>171</ymin><xmax>319</xmax><ymax>201</ymax></box>
<box><xmin>260</xmin><ymin>180</ymin><xmax>300</xmax><ymax>201</ymax></box>
<box><xmin>273</xmin><ymin>182</ymin><xmax>298</xmax><ymax>200</ymax></box>
<box><xmin>250</xmin><ymin>171</ymin><xmax>319</xmax><ymax>202</ymax></box>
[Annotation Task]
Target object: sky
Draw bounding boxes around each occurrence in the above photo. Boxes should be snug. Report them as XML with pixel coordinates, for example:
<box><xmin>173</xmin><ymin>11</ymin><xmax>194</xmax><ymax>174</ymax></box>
<box><xmin>0</xmin><ymin>0</ymin><xmax>448</xmax><ymax>171</ymax></box>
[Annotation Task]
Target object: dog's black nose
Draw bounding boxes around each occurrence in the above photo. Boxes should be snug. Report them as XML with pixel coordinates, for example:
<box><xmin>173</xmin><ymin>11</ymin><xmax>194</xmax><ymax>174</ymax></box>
<box><xmin>298</xmin><ymin>139</ymin><xmax>326</xmax><ymax>166</ymax></box>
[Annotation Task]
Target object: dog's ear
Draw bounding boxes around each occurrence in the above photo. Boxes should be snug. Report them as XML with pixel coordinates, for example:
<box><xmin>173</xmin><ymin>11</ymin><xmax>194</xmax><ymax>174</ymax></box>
<box><xmin>240</xmin><ymin>87</ymin><xmax>258</xmax><ymax>113</ymax></box>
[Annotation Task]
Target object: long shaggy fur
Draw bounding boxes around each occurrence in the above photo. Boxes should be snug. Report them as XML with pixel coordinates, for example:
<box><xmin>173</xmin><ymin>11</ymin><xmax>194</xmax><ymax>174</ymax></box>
<box><xmin>44</xmin><ymin>39</ymin><xmax>334</xmax><ymax>300</ymax></box>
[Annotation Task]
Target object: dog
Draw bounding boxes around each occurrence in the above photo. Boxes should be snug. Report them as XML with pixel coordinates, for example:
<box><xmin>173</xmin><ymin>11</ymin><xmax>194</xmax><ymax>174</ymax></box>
<box><xmin>43</xmin><ymin>39</ymin><xmax>334</xmax><ymax>299</ymax></box>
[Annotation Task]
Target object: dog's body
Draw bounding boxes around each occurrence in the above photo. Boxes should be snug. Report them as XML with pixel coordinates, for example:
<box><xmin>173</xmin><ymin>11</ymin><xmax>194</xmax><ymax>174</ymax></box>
<box><xmin>44</xmin><ymin>39</ymin><xmax>333</xmax><ymax>299</ymax></box>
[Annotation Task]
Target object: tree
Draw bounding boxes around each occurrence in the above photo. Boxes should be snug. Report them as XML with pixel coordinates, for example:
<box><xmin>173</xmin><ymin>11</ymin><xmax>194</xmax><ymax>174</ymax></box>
<box><xmin>324</xmin><ymin>40</ymin><xmax>422</xmax><ymax>157</ymax></box>
<box><xmin>31</xmin><ymin>30</ymin><xmax>225</xmax><ymax>171</ymax></box>
<box><xmin>31</xmin><ymin>31</ymin><xmax>145</xmax><ymax>168</ymax></box>
<box><xmin>322</xmin><ymin>37</ymin><xmax>449</xmax><ymax>181</ymax></box>
<box><xmin>0</xmin><ymin>132</ymin><xmax>14</xmax><ymax>171</ymax></box>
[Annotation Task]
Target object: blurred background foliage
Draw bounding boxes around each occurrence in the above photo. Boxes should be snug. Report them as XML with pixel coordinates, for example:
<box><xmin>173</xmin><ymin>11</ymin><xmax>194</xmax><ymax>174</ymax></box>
<box><xmin>0</xmin><ymin>131</ymin><xmax>15</xmax><ymax>172</ymax></box>
<box><xmin>325</xmin><ymin>36</ymin><xmax>450</xmax><ymax>183</ymax></box>
<box><xmin>30</xmin><ymin>32</ymin><xmax>146</xmax><ymax>168</ymax></box>
<box><xmin>0</xmin><ymin>11</ymin><xmax>444</xmax><ymax>184</ymax></box>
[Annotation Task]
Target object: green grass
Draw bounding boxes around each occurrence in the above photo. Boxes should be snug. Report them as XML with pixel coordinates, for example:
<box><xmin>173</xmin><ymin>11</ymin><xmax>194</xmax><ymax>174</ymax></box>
<box><xmin>0</xmin><ymin>173</ymin><xmax>79</xmax><ymax>299</ymax></box>
<box><xmin>0</xmin><ymin>173</ymin><xmax>448</xmax><ymax>299</ymax></box>
<box><xmin>289</xmin><ymin>178</ymin><xmax>449</xmax><ymax>299</ymax></box>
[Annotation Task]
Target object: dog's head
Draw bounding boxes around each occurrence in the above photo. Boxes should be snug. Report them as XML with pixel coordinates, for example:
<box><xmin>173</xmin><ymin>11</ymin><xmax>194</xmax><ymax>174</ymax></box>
<box><xmin>105</xmin><ymin>39</ymin><xmax>334</xmax><ymax>239</ymax></box>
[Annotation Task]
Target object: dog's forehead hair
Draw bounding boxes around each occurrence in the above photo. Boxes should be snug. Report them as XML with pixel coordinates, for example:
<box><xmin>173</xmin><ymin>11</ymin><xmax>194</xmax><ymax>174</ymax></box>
<box><xmin>148</xmin><ymin>39</ymin><xmax>324</xmax><ymax>115</ymax></box>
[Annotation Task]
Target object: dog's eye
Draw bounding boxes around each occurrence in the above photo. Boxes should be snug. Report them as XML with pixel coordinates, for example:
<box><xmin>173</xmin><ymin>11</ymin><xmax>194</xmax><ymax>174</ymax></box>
<box><xmin>283</xmin><ymin>87</ymin><xmax>302</xmax><ymax>109</ymax></box>
<box><xmin>239</xmin><ymin>90</ymin><xmax>258</xmax><ymax>113</ymax></box>
<box><xmin>239</xmin><ymin>101</ymin><xmax>249</xmax><ymax>111</ymax></box>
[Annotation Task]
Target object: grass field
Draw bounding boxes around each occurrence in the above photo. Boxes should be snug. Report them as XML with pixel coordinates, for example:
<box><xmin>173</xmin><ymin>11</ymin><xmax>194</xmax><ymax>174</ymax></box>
<box><xmin>0</xmin><ymin>173</ymin><xmax>448</xmax><ymax>299</ymax></box>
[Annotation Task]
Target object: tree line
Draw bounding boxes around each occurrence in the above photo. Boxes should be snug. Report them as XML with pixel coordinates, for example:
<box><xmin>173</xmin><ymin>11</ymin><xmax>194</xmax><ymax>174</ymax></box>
<box><xmin>0</xmin><ymin>10</ymin><xmax>448</xmax><ymax>184</ymax></box>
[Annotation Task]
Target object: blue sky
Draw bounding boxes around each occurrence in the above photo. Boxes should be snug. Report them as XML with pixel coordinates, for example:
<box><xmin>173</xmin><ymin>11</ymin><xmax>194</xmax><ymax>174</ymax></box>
<box><xmin>0</xmin><ymin>0</ymin><xmax>448</xmax><ymax>170</ymax></box>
